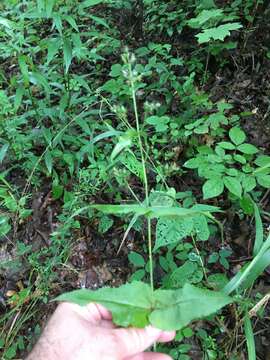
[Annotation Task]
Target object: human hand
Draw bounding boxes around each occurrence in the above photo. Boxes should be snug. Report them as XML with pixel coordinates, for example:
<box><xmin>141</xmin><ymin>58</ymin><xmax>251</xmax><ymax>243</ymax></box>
<box><xmin>27</xmin><ymin>302</ymin><xmax>175</xmax><ymax>360</ymax></box>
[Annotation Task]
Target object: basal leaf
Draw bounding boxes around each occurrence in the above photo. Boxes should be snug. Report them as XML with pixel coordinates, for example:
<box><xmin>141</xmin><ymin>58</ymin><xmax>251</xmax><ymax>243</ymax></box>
<box><xmin>150</xmin><ymin>284</ymin><xmax>232</xmax><ymax>331</ymax></box>
<box><xmin>56</xmin><ymin>282</ymin><xmax>233</xmax><ymax>331</ymax></box>
<box><xmin>56</xmin><ymin>281</ymin><xmax>152</xmax><ymax>328</ymax></box>
<box><xmin>203</xmin><ymin>177</ymin><xmax>224</xmax><ymax>199</ymax></box>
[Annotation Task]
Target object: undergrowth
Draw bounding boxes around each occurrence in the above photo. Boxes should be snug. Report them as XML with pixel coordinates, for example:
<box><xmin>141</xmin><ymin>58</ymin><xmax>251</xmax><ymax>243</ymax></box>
<box><xmin>0</xmin><ymin>0</ymin><xmax>270</xmax><ymax>359</ymax></box>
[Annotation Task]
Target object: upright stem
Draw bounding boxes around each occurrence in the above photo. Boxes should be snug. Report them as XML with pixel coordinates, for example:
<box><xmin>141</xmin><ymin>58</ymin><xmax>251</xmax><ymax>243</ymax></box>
<box><xmin>128</xmin><ymin>60</ymin><xmax>154</xmax><ymax>293</ymax></box>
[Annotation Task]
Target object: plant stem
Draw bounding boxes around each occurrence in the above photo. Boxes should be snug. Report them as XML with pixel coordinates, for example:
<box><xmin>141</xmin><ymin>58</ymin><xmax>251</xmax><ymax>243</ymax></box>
<box><xmin>128</xmin><ymin>58</ymin><xmax>154</xmax><ymax>293</ymax></box>
<box><xmin>147</xmin><ymin>217</ymin><xmax>154</xmax><ymax>293</ymax></box>
<box><xmin>129</xmin><ymin>64</ymin><xmax>149</xmax><ymax>204</ymax></box>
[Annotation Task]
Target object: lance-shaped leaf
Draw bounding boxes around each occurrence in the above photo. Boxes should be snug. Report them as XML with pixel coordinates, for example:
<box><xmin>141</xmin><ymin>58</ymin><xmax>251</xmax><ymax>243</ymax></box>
<box><xmin>89</xmin><ymin>204</ymin><xmax>219</xmax><ymax>218</ymax></box>
<box><xmin>150</xmin><ymin>284</ymin><xmax>232</xmax><ymax>330</ymax></box>
<box><xmin>56</xmin><ymin>282</ymin><xmax>233</xmax><ymax>331</ymax></box>
<box><xmin>56</xmin><ymin>282</ymin><xmax>152</xmax><ymax>328</ymax></box>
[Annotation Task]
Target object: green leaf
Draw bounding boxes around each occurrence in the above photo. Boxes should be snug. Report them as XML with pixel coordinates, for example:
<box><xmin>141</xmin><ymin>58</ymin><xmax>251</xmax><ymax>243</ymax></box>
<box><xmin>45</xmin><ymin>0</ymin><xmax>56</xmax><ymax>17</ymax></box>
<box><xmin>242</xmin><ymin>176</ymin><xmax>256</xmax><ymax>192</ymax></box>
<box><xmin>224</xmin><ymin>234</ymin><xmax>270</xmax><ymax>294</ymax></box>
<box><xmin>63</xmin><ymin>15</ymin><xmax>79</xmax><ymax>32</ymax></box>
<box><xmin>14</xmin><ymin>85</ymin><xmax>25</xmax><ymax>111</ymax></box>
<box><xmin>111</xmin><ymin>136</ymin><xmax>132</xmax><ymax>161</ymax></box>
<box><xmin>119</xmin><ymin>152</ymin><xmax>144</xmax><ymax>181</ymax></box>
<box><xmin>146</xmin><ymin>116</ymin><xmax>170</xmax><ymax>132</ymax></box>
<box><xmin>47</xmin><ymin>38</ymin><xmax>61</xmax><ymax>64</ymax></box>
<box><xmin>208</xmin><ymin>273</ymin><xmax>229</xmax><ymax>291</ymax></box>
<box><xmin>81</xmin><ymin>0</ymin><xmax>103</xmax><ymax>7</ymax></box>
<box><xmin>150</xmin><ymin>284</ymin><xmax>232</xmax><ymax>331</ymax></box>
<box><xmin>44</xmin><ymin>151</ymin><xmax>53</xmax><ymax>174</ymax></box>
<box><xmin>88</xmin><ymin>204</ymin><xmax>218</xmax><ymax>218</ymax></box>
<box><xmin>98</xmin><ymin>215</ymin><xmax>113</xmax><ymax>233</ymax></box>
<box><xmin>183</xmin><ymin>158</ymin><xmax>201</xmax><ymax>169</ymax></box>
<box><xmin>63</xmin><ymin>37</ymin><xmax>73</xmax><ymax>74</ymax></box>
<box><xmin>244</xmin><ymin>315</ymin><xmax>256</xmax><ymax>360</ymax></box>
<box><xmin>55</xmin><ymin>282</ymin><xmax>152</xmax><ymax>328</ymax></box>
<box><xmin>128</xmin><ymin>252</ymin><xmax>145</xmax><ymax>267</ymax></box>
<box><xmin>89</xmin><ymin>15</ymin><xmax>109</xmax><ymax>29</ymax></box>
<box><xmin>254</xmin><ymin>155</ymin><xmax>270</xmax><ymax>167</ymax></box>
<box><xmin>56</xmin><ymin>282</ymin><xmax>233</xmax><ymax>331</ymax></box>
<box><xmin>229</xmin><ymin>127</ymin><xmax>246</xmax><ymax>145</ymax></box>
<box><xmin>0</xmin><ymin>16</ymin><xmax>14</xmax><ymax>29</ymax></box>
<box><xmin>253</xmin><ymin>202</ymin><xmax>263</xmax><ymax>256</ymax></box>
<box><xmin>155</xmin><ymin>217</ymin><xmax>194</xmax><ymax>251</ymax></box>
<box><xmin>224</xmin><ymin>176</ymin><xmax>242</xmax><ymax>198</ymax></box>
<box><xmin>0</xmin><ymin>144</ymin><xmax>9</xmax><ymax>163</ymax></box>
<box><xmin>130</xmin><ymin>269</ymin><xmax>146</xmax><ymax>282</ymax></box>
<box><xmin>188</xmin><ymin>9</ymin><xmax>223</xmax><ymax>28</ymax></box>
<box><xmin>256</xmin><ymin>174</ymin><xmax>270</xmax><ymax>188</ymax></box>
<box><xmin>52</xmin><ymin>184</ymin><xmax>63</xmax><ymax>200</ymax></box>
<box><xmin>240</xmin><ymin>196</ymin><xmax>254</xmax><ymax>215</ymax></box>
<box><xmin>196</xmin><ymin>23</ymin><xmax>242</xmax><ymax>44</ymax></box>
<box><xmin>193</xmin><ymin>215</ymin><xmax>210</xmax><ymax>241</ymax></box>
<box><xmin>18</xmin><ymin>55</ymin><xmax>29</xmax><ymax>85</ymax></box>
<box><xmin>218</xmin><ymin>141</ymin><xmax>235</xmax><ymax>150</ymax></box>
<box><xmin>237</xmin><ymin>143</ymin><xmax>258</xmax><ymax>155</ymax></box>
<box><xmin>203</xmin><ymin>177</ymin><xmax>224</xmax><ymax>200</ymax></box>
<box><xmin>226</xmin><ymin>168</ymin><xmax>238</xmax><ymax>177</ymax></box>
<box><xmin>234</xmin><ymin>154</ymin><xmax>246</xmax><ymax>164</ymax></box>
<box><xmin>166</xmin><ymin>261</ymin><xmax>198</xmax><ymax>288</ymax></box>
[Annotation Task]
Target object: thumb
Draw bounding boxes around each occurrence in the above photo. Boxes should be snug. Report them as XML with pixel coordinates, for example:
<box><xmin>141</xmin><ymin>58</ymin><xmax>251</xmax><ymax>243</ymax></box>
<box><xmin>113</xmin><ymin>326</ymin><xmax>167</xmax><ymax>357</ymax></box>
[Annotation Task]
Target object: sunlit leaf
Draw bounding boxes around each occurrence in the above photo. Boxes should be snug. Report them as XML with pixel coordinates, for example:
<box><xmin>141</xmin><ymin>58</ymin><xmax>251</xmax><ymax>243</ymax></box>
<box><xmin>56</xmin><ymin>282</ymin><xmax>232</xmax><ymax>331</ymax></box>
<box><xmin>63</xmin><ymin>37</ymin><xmax>73</xmax><ymax>74</ymax></box>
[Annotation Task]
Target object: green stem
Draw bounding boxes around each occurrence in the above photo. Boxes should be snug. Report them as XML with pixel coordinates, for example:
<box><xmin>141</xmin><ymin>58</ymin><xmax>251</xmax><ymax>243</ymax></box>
<box><xmin>147</xmin><ymin>217</ymin><xmax>154</xmax><ymax>293</ymax></box>
<box><xmin>128</xmin><ymin>59</ymin><xmax>154</xmax><ymax>293</ymax></box>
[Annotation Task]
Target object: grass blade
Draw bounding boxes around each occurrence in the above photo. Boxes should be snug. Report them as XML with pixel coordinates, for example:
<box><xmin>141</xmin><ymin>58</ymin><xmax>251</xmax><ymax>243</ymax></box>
<box><xmin>253</xmin><ymin>202</ymin><xmax>263</xmax><ymax>255</ymax></box>
<box><xmin>244</xmin><ymin>314</ymin><xmax>256</xmax><ymax>360</ymax></box>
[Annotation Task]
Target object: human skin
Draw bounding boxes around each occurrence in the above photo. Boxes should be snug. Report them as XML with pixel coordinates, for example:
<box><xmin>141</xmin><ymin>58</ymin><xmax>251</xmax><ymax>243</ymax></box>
<box><xmin>26</xmin><ymin>302</ymin><xmax>175</xmax><ymax>360</ymax></box>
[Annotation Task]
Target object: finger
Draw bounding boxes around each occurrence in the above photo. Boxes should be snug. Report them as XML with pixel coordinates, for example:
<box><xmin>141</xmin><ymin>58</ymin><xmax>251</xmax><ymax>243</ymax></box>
<box><xmin>126</xmin><ymin>352</ymin><xmax>173</xmax><ymax>360</ymax></box>
<box><xmin>64</xmin><ymin>302</ymin><xmax>112</xmax><ymax>324</ymax></box>
<box><xmin>114</xmin><ymin>326</ymin><xmax>166</xmax><ymax>357</ymax></box>
<box><xmin>80</xmin><ymin>303</ymin><xmax>112</xmax><ymax>323</ymax></box>
<box><xmin>157</xmin><ymin>330</ymin><xmax>176</xmax><ymax>343</ymax></box>
<box><xmin>99</xmin><ymin>319</ymin><xmax>116</xmax><ymax>329</ymax></box>
<box><xmin>94</xmin><ymin>303</ymin><xmax>113</xmax><ymax>320</ymax></box>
